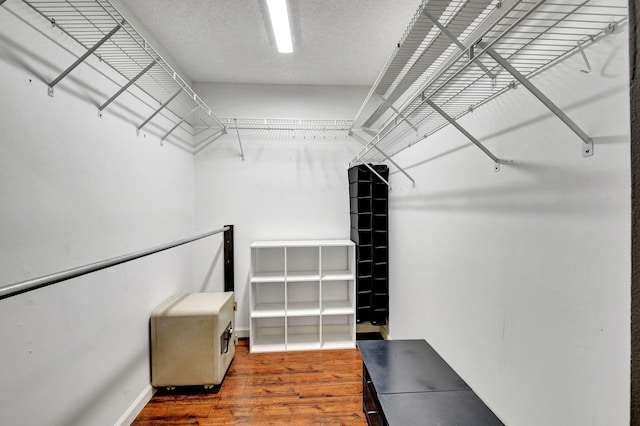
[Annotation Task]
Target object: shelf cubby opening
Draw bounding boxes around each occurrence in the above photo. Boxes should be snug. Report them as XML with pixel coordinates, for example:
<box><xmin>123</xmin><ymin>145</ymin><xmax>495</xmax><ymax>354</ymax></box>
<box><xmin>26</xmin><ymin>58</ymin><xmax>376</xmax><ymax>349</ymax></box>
<box><xmin>251</xmin><ymin>247</ymin><xmax>285</xmax><ymax>281</ymax></box>
<box><xmin>287</xmin><ymin>281</ymin><xmax>320</xmax><ymax>316</ymax></box>
<box><xmin>251</xmin><ymin>317</ymin><xmax>286</xmax><ymax>352</ymax></box>
<box><xmin>286</xmin><ymin>246</ymin><xmax>319</xmax><ymax>279</ymax></box>
<box><xmin>251</xmin><ymin>281</ymin><xmax>285</xmax><ymax>318</ymax></box>
<box><xmin>322</xmin><ymin>280</ymin><xmax>355</xmax><ymax>315</ymax></box>
<box><xmin>351</xmin><ymin>213</ymin><xmax>372</xmax><ymax>230</ymax></box>
<box><xmin>321</xmin><ymin>245</ymin><xmax>354</xmax><ymax>279</ymax></box>
<box><xmin>322</xmin><ymin>315</ymin><xmax>354</xmax><ymax>349</ymax></box>
<box><xmin>287</xmin><ymin>316</ymin><xmax>320</xmax><ymax>351</ymax></box>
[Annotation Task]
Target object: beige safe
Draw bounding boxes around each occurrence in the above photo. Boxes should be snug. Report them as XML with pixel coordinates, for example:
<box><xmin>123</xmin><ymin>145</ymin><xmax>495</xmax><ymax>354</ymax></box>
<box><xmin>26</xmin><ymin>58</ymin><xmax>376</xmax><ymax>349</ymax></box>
<box><xmin>150</xmin><ymin>292</ymin><xmax>235</xmax><ymax>388</ymax></box>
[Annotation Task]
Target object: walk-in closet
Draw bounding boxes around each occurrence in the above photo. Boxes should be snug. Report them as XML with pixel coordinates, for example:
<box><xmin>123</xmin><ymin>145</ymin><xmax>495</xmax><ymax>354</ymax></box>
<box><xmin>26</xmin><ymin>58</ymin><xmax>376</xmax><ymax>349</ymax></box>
<box><xmin>0</xmin><ymin>0</ymin><xmax>636</xmax><ymax>425</ymax></box>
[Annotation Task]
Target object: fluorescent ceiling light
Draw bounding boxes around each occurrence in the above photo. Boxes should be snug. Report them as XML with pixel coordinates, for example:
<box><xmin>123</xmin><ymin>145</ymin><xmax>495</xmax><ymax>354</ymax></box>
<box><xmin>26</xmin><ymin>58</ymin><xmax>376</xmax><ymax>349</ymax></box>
<box><xmin>266</xmin><ymin>0</ymin><xmax>293</xmax><ymax>53</ymax></box>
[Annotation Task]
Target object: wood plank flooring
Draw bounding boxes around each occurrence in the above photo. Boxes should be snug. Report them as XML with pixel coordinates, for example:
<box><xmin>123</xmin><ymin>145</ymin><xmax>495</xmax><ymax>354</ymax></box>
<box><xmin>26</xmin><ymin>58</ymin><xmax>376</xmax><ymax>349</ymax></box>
<box><xmin>132</xmin><ymin>339</ymin><xmax>367</xmax><ymax>425</ymax></box>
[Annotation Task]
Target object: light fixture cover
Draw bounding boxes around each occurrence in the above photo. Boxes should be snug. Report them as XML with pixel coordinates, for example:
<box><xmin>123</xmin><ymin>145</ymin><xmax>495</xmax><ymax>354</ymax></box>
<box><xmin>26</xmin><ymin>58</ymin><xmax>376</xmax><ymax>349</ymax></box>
<box><xmin>266</xmin><ymin>0</ymin><xmax>293</xmax><ymax>53</ymax></box>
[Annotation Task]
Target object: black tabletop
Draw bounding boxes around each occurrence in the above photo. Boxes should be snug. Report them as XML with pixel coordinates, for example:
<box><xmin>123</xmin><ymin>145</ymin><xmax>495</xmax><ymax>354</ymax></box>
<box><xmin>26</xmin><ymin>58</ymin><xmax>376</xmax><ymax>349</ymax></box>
<box><xmin>357</xmin><ymin>339</ymin><xmax>469</xmax><ymax>394</ymax></box>
<box><xmin>379</xmin><ymin>390</ymin><xmax>504</xmax><ymax>426</ymax></box>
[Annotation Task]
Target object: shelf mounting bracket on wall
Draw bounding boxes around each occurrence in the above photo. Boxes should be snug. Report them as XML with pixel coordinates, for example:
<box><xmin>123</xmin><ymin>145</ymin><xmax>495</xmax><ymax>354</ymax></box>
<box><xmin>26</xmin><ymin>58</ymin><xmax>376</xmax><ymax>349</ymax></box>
<box><xmin>160</xmin><ymin>105</ymin><xmax>199</xmax><ymax>142</ymax></box>
<box><xmin>194</xmin><ymin>128</ymin><xmax>227</xmax><ymax>154</ymax></box>
<box><xmin>422</xmin><ymin>10</ymin><xmax>495</xmax><ymax>81</ymax></box>
<box><xmin>136</xmin><ymin>89</ymin><xmax>182</xmax><ymax>135</ymax></box>
<box><xmin>375</xmin><ymin>93</ymin><xmax>419</xmax><ymax>134</ymax></box>
<box><xmin>233</xmin><ymin>119</ymin><xmax>246</xmax><ymax>160</ymax></box>
<box><xmin>478</xmin><ymin>42</ymin><xmax>594</xmax><ymax>157</ymax></box>
<box><xmin>425</xmin><ymin>99</ymin><xmax>503</xmax><ymax>172</ymax></box>
<box><xmin>47</xmin><ymin>21</ymin><xmax>123</xmax><ymax>97</ymax></box>
<box><xmin>98</xmin><ymin>60</ymin><xmax>156</xmax><ymax>118</ymax></box>
<box><xmin>359</xmin><ymin>160</ymin><xmax>391</xmax><ymax>190</ymax></box>
<box><xmin>350</xmin><ymin>131</ymin><xmax>415</xmax><ymax>186</ymax></box>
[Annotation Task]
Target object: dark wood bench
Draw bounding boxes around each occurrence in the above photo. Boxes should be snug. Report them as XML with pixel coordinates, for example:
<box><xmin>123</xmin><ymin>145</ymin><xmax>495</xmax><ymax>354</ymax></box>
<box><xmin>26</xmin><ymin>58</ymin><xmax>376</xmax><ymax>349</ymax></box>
<box><xmin>357</xmin><ymin>339</ymin><xmax>504</xmax><ymax>426</ymax></box>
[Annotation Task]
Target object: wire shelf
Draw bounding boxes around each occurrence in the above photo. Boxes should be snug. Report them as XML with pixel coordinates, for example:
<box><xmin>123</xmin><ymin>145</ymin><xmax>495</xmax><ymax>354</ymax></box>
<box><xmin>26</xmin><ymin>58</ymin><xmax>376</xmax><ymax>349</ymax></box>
<box><xmin>222</xmin><ymin>118</ymin><xmax>354</xmax><ymax>132</ymax></box>
<box><xmin>218</xmin><ymin>118</ymin><xmax>354</xmax><ymax>142</ymax></box>
<box><xmin>192</xmin><ymin>118</ymin><xmax>355</xmax><ymax>154</ymax></box>
<box><xmin>22</xmin><ymin>0</ymin><xmax>224</xmax><ymax>140</ymax></box>
<box><xmin>351</xmin><ymin>0</ymin><xmax>627</xmax><ymax>166</ymax></box>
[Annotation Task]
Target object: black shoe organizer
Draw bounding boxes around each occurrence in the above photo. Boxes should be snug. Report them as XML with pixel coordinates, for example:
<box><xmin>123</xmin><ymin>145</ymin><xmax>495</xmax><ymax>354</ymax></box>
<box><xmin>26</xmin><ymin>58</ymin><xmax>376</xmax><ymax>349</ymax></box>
<box><xmin>348</xmin><ymin>164</ymin><xmax>389</xmax><ymax>325</ymax></box>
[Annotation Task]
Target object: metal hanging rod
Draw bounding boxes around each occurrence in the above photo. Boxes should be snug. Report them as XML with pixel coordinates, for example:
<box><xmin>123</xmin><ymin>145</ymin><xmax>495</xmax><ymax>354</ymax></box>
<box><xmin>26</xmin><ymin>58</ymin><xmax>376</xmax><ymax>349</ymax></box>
<box><xmin>0</xmin><ymin>226</ymin><xmax>230</xmax><ymax>301</ymax></box>
<box><xmin>21</xmin><ymin>0</ymin><xmax>224</xmax><ymax>143</ymax></box>
<box><xmin>351</xmin><ymin>0</ymin><xmax>627</xmax><ymax>167</ymax></box>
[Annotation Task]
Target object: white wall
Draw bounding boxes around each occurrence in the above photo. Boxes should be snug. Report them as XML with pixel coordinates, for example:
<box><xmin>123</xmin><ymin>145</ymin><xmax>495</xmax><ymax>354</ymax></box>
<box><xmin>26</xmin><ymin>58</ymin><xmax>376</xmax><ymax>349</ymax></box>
<box><xmin>386</xmin><ymin>27</ymin><xmax>630</xmax><ymax>426</ymax></box>
<box><xmin>0</xmin><ymin>3</ymin><xmax>201</xmax><ymax>425</ymax></box>
<box><xmin>192</xmin><ymin>82</ymin><xmax>366</xmax><ymax>334</ymax></box>
<box><xmin>1</xmin><ymin>2</ymin><xmax>630</xmax><ymax>425</ymax></box>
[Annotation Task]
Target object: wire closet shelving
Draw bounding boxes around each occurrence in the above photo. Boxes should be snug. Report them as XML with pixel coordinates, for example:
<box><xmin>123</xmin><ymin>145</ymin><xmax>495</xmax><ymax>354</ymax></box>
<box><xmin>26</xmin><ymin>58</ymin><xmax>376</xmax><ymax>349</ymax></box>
<box><xmin>20</xmin><ymin>0</ymin><xmax>227</xmax><ymax>149</ymax></box>
<box><xmin>203</xmin><ymin>118</ymin><xmax>355</xmax><ymax>158</ymax></box>
<box><xmin>16</xmin><ymin>0</ymin><xmax>355</xmax><ymax>155</ymax></box>
<box><xmin>349</xmin><ymin>0</ymin><xmax>628</xmax><ymax>183</ymax></box>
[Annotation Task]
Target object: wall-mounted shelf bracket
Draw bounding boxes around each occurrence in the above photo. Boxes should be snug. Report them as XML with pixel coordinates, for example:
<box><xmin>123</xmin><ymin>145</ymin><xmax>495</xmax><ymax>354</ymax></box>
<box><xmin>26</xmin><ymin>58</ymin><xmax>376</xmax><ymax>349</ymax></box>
<box><xmin>136</xmin><ymin>89</ymin><xmax>181</xmax><ymax>135</ymax></box>
<box><xmin>48</xmin><ymin>21</ymin><xmax>123</xmax><ymax>97</ymax></box>
<box><xmin>359</xmin><ymin>161</ymin><xmax>391</xmax><ymax>190</ymax></box>
<box><xmin>233</xmin><ymin>119</ymin><xmax>245</xmax><ymax>161</ymax></box>
<box><xmin>375</xmin><ymin>93</ymin><xmax>419</xmax><ymax>134</ymax></box>
<box><xmin>478</xmin><ymin>42</ymin><xmax>594</xmax><ymax>157</ymax></box>
<box><xmin>99</xmin><ymin>60</ymin><xmax>156</xmax><ymax>118</ymax></box>
<box><xmin>160</xmin><ymin>105</ymin><xmax>199</xmax><ymax>142</ymax></box>
<box><xmin>422</xmin><ymin>10</ymin><xmax>495</xmax><ymax>81</ymax></box>
<box><xmin>194</xmin><ymin>128</ymin><xmax>227</xmax><ymax>154</ymax></box>
<box><xmin>350</xmin><ymin>131</ymin><xmax>415</xmax><ymax>187</ymax></box>
<box><xmin>425</xmin><ymin>99</ymin><xmax>502</xmax><ymax>167</ymax></box>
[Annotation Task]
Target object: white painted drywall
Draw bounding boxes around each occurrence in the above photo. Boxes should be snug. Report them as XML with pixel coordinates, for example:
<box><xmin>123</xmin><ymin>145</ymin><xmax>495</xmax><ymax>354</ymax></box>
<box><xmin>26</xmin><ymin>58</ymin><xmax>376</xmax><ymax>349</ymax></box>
<box><xmin>192</xmin><ymin>82</ymin><xmax>366</xmax><ymax>335</ymax></box>
<box><xmin>0</xmin><ymin>3</ymin><xmax>201</xmax><ymax>425</ymax></box>
<box><xmin>386</xmin><ymin>26</ymin><xmax>630</xmax><ymax>426</ymax></box>
<box><xmin>0</xmin><ymin>2</ymin><xmax>631</xmax><ymax>425</ymax></box>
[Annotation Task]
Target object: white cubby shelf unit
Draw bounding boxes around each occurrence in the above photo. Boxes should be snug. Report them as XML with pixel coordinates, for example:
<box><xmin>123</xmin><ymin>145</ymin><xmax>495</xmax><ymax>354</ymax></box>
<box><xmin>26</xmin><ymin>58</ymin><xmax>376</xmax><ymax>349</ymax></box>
<box><xmin>249</xmin><ymin>240</ymin><xmax>356</xmax><ymax>353</ymax></box>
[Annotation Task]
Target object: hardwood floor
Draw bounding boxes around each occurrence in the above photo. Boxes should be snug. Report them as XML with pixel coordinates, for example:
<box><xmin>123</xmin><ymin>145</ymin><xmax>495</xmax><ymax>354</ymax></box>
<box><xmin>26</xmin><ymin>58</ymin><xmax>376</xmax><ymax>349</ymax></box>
<box><xmin>132</xmin><ymin>339</ymin><xmax>367</xmax><ymax>425</ymax></box>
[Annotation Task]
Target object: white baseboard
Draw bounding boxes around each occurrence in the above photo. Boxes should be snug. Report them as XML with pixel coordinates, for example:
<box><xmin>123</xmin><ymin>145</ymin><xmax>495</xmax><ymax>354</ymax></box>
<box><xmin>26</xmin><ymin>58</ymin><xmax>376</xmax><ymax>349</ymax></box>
<box><xmin>115</xmin><ymin>384</ymin><xmax>155</xmax><ymax>426</ymax></box>
<box><xmin>235</xmin><ymin>327</ymin><xmax>249</xmax><ymax>339</ymax></box>
<box><xmin>380</xmin><ymin>325</ymin><xmax>391</xmax><ymax>340</ymax></box>
<box><xmin>236</xmin><ymin>326</ymin><xmax>390</xmax><ymax>340</ymax></box>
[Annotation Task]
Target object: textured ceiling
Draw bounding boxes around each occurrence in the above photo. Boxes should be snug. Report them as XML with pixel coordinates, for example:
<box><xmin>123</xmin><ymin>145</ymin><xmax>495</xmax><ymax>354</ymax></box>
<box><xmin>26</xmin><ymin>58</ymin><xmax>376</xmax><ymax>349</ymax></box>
<box><xmin>117</xmin><ymin>0</ymin><xmax>421</xmax><ymax>86</ymax></box>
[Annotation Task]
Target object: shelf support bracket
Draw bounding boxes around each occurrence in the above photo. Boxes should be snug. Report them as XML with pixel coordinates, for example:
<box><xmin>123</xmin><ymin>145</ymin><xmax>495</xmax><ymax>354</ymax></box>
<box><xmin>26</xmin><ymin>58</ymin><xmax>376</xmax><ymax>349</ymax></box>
<box><xmin>47</xmin><ymin>21</ymin><xmax>123</xmax><ymax>97</ymax></box>
<box><xmin>350</xmin><ymin>131</ymin><xmax>415</xmax><ymax>187</ymax></box>
<box><xmin>422</xmin><ymin>10</ymin><xmax>496</xmax><ymax>81</ymax></box>
<box><xmin>233</xmin><ymin>119</ymin><xmax>245</xmax><ymax>160</ymax></box>
<box><xmin>194</xmin><ymin>127</ymin><xmax>227</xmax><ymax>154</ymax></box>
<box><xmin>426</xmin><ymin>99</ymin><xmax>502</xmax><ymax>171</ymax></box>
<box><xmin>136</xmin><ymin>89</ymin><xmax>182</xmax><ymax>135</ymax></box>
<box><xmin>478</xmin><ymin>42</ymin><xmax>594</xmax><ymax>157</ymax></box>
<box><xmin>160</xmin><ymin>105</ymin><xmax>199</xmax><ymax>142</ymax></box>
<box><xmin>375</xmin><ymin>93</ymin><xmax>419</xmax><ymax>134</ymax></box>
<box><xmin>99</xmin><ymin>60</ymin><xmax>156</xmax><ymax>117</ymax></box>
<box><xmin>359</xmin><ymin>161</ymin><xmax>391</xmax><ymax>190</ymax></box>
